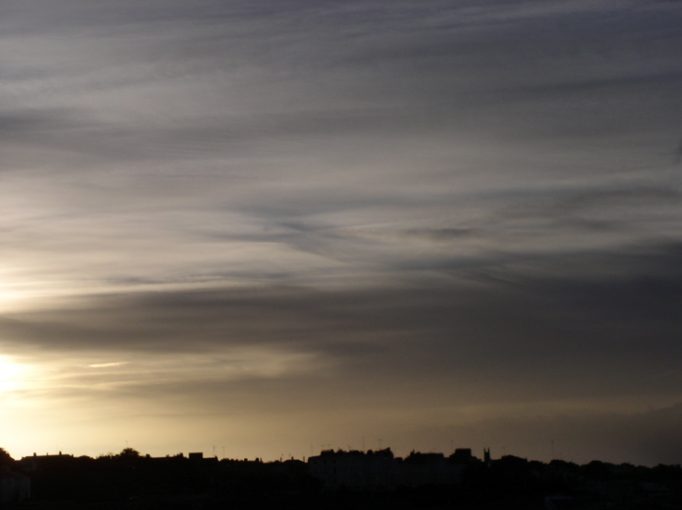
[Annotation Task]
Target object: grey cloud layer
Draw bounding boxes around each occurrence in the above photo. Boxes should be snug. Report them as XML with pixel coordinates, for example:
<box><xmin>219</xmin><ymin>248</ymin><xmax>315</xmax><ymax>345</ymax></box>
<box><xmin>3</xmin><ymin>241</ymin><xmax>681</xmax><ymax>401</ymax></box>
<box><xmin>1</xmin><ymin>0</ymin><xmax>681</xmax><ymax>463</ymax></box>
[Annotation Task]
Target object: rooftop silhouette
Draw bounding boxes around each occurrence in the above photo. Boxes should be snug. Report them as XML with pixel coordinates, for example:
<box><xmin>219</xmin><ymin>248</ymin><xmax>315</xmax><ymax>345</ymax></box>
<box><xmin>1</xmin><ymin>446</ymin><xmax>680</xmax><ymax>509</ymax></box>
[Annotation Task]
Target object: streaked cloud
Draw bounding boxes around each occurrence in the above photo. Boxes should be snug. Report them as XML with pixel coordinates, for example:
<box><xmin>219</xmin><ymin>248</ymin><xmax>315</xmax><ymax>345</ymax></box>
<box><xmin>0</xmin><ymin>0</ymin><xmax>680</xmax><ymax>463</ymax></box>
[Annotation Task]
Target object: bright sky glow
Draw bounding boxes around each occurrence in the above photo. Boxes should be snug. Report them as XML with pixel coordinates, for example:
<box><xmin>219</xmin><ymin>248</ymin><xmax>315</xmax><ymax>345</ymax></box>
<box><xmin>0</xmin><ymin>356</ymin><xmax>30</xmax><ymax>395</ymax></box>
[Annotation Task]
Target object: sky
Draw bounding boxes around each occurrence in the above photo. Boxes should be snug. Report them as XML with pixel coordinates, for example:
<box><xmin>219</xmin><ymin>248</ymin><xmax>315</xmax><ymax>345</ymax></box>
<box><xmin>0</xmin><ymin>0</ymin><xmax>681</xmax><ymax>465</ymax></box>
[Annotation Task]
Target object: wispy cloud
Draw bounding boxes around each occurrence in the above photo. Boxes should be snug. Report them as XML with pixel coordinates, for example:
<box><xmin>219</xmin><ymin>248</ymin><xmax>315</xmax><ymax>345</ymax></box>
<box><xmin>88</xmin><ymin>362</ymin><xmax>127</xmax><ymax>369</ymax></box>
<box><xmin>1</xmin><ymin>0</ymin><xmax>681</xmax><ymax>463</ymax></box>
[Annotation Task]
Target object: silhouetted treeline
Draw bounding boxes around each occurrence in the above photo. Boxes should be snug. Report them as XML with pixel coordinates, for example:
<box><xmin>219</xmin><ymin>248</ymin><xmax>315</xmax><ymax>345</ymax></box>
<box><xmin>1</xmin><ymin>447</ymin><xmax>680</xmax><ymax>509</ymax></box>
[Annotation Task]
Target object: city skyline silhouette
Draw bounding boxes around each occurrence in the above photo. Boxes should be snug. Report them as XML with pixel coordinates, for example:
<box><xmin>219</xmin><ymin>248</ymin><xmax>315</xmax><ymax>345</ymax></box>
<box><xmin>1</xmin><ymin>0</ymin><xmax>681</xmax><ymax>480</ymax></box>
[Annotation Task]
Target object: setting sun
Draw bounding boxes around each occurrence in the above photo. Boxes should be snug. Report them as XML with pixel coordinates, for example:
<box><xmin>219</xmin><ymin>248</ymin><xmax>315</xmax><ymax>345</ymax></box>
<box><xmin>0</xmin><ymin>356</ymin><xmax>29</xmax><ymax>395</ymax></box>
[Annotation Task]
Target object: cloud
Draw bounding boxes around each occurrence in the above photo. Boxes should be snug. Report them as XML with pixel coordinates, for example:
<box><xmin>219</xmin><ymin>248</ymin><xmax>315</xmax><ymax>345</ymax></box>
<box><xmin>88</xmin><ymin>361</ymin><xmax>127</xmax><ymax>368</ymax></box>
<box><xmin>1</xmin><ymin>0</ymin><xmax>681</xmax><ymax>463</ymax></box>
<box><xmin>2</xmin><ymin>241</ymin><xmax>681</xmax><ymax>407</ymax></box>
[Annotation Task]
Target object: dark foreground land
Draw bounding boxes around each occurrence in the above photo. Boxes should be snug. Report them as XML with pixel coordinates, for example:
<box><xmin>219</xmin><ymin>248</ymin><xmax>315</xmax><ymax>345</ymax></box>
<box><xmin>2</xmin><ymin>448</ymin><xmax>681</xmax><ymax>509</ymax></box>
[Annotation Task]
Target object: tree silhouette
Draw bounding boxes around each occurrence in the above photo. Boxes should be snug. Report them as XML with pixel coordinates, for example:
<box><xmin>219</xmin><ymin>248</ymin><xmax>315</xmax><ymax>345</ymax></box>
<box><xmin>118</xmin><ymin>447</ymin><xmax>140</xmax><ymax>459</ymax></box>
<box><xmin>0</xmin><ymin>447</ymin><xmax>14</xmax><ymax>467</ymax></box>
